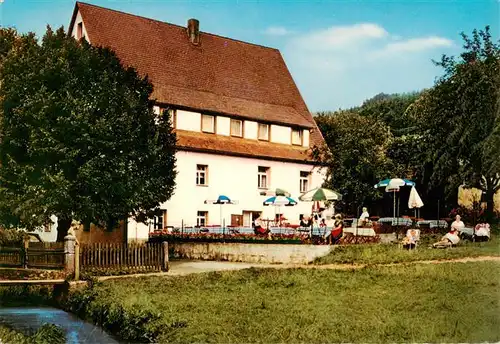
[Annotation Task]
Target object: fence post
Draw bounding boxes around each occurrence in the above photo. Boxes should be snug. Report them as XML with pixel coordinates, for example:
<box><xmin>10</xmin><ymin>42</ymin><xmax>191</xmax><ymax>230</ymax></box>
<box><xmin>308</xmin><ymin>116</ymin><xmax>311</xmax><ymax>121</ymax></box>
<box><xmin>23</xmin><ymin>237</ymin><xmax>29</xmax><ymax>268</ymax></box>
<box><xmin>64</xmin><ymin>234</ymin><xmax>76</xmax><ymax>274</ymax></box>
<box><xmin>74</xmin><ymin>244</ymin><xmax>80</xmax><ymax>281</ymax></box>
<box><xmin>162</xmin><ymin>241</ymin><xmax>169</xmax><ymax>272</ymax></box>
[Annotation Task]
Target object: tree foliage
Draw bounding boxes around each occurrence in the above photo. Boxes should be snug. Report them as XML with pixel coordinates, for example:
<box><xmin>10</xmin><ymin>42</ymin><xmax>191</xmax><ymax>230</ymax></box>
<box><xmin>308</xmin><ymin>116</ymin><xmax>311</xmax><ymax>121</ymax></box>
<box><xmin>0</xmin><ymin>27</ymin><xmax>177</xmax><ymax>240</ymax></box>
<box><xmin>407</xmin><ymin>26</ymin><xmax>500</xmax><ymax>218</ymax></box>
<box><xmin>313</xmin><ymin>112</ymin><xmax>393</xmax><ymax>214</ymax></box>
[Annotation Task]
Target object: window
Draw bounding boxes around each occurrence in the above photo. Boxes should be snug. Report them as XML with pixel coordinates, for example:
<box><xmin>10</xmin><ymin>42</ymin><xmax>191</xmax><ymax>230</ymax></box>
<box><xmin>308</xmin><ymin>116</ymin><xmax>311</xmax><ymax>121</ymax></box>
<box><xmin>153</xmin><ymin>210</ymin><xmax>167</xmax><ymax>230</ymax></box>
<box><xmin>197</xmin><ymin>211</ymin><xmax>208</xmax><ymax>227</ymax></box>
<box><xmin>77</xmin><ymin>22</ymin><xmax>83</xmax><ymax>40</ymax></box>
<box><xmin>201</xmin><ymin>114</ymin><xmax>215</xmax><ymax>133</ymax></box>
<box><xmin>292</xmin><ymin>129</ymin><xmax>303</xmax><ymax>145</ymax></box>
<box><xmin>258</xmin><ymin>166</ymin><xmax>270</xmax><ymax>189</ymax></box>
<box><xmin>258</xmin><ymin>123</ymin><xmax>269</xmax><ymax>141</ymax></box>
<box><xmin>196</xmin><ymin>165</ymin><xmax>208</xmax><ymax>186</ymax></box>
<box><xmin>230</xmin><ymin>119</ymin><xmax>243</xmax><ymax>137</ymax></box>
<box><xmin>300</xmin><ymin>171</ymin><xmax>311</xmax><ymax>193</ymax></box>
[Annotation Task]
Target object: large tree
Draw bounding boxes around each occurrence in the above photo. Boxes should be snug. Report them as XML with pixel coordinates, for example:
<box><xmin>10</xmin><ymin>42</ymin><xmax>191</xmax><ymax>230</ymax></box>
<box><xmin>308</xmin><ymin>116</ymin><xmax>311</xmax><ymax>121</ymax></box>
<box><xmin>0</xmin><ymin>27</ymin><xmax>177</xmax><ymax>240</ymax></box>
<box><xmin>313</xmin><ymin>112</ymin><xmax>394</xmax><ymax>215</ymax></box>
<box><xmin>408</xmin><ymin>26</ymin><xmax>500</xmax><ymax>219</ymax></box>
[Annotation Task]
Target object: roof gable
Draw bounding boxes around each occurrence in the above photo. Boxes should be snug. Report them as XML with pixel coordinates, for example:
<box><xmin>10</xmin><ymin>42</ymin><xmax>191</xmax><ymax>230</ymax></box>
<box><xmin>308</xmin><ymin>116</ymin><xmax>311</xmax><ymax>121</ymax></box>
<box><xmin>68</xmin><ymin>2</ymin><xmax>325</xmax><ymax>147</ymax></box>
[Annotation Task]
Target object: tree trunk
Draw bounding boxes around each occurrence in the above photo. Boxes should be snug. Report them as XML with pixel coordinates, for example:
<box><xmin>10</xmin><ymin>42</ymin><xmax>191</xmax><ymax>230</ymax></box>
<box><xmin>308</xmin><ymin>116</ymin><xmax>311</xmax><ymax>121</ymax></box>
<box><xmin>485</xmin><ymin>188</ymin><xmax>495</xmax><ymax>222</ymax></box>
<box><xmin>56</xmin><ymin>217</ymin><xmax>72</xmax><ymax>242</ymax></box>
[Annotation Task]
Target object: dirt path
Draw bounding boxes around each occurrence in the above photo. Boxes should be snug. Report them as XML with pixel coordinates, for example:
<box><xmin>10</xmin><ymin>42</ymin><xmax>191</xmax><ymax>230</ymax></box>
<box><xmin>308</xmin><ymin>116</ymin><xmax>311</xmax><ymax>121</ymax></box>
<box><xmin>97</xmin><ymin>255</ymin><xmax>500</xmax><ymax>281</ymax></box>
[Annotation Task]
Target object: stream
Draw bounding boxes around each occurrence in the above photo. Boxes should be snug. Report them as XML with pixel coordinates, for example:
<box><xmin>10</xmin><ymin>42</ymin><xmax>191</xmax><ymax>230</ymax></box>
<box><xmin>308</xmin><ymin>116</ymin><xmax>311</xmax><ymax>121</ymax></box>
<box><xmin>0</xmin><ymin>307</ymin><xmax>121</xmax><ymax>343</ymax></box>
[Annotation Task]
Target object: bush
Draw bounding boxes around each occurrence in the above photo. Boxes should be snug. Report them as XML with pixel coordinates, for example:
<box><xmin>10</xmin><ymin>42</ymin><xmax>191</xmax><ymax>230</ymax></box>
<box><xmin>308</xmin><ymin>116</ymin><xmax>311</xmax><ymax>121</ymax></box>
<box><xmin>31</xmin><ymin>324</ymin><xmax>66</xmax><ymax>344</ymax></box>
<box><xmin>0</xmin><ymin>228</ymin><xmax>28</xmax><ymax>247</ymax></box>
<box><xmin>62</xmin><ymin>285</ymin><xmax>162</xmax><ymax>342</ymax></box>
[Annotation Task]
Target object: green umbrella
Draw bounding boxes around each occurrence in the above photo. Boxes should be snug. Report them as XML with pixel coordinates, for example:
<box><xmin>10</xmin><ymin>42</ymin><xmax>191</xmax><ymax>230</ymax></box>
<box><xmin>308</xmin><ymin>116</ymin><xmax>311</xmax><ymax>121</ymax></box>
<box><xmin>259</xmin><ymin>188</ymin><xmax>291</xmax><ymax>197</ymax></box>
<box><xmin>299</xmin><ymin>187</ymin><xmax>342</xmax><ymax>202</ymax></box>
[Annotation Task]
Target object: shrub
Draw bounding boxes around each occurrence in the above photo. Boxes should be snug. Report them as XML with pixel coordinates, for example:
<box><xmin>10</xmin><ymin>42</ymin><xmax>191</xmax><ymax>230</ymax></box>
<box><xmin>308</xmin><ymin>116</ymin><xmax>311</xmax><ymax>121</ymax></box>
<box><xmin>0</xmin><ymin>228</ymin><xmax>28</xmax><ymax>247</ymax></box>
<box><xmin>31</xmin><ymin>324</ymin><xmax>66</xmax><ymax>344</ymax></box>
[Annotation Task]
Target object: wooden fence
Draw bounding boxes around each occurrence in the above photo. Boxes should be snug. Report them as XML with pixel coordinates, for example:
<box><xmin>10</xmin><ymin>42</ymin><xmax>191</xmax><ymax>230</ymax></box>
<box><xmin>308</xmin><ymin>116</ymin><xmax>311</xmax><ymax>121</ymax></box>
<box><xmin>0</xmin><ymin>242</ymin><xmax>65</xmax><ymax>269</ymax></box>
<box><xmin>26</xmin><ymin>242</ymin><xmax>65</xmax><ymax>269</ymax></box>
<box><xmin>79</xmin><ymin>242</ymin><xmax>167</xmax><ymax>272</ymax></box>
<box><xmin>0</xmin><ymin>246</ymin><xmax>24</xmax><ymax>268</ymax></box>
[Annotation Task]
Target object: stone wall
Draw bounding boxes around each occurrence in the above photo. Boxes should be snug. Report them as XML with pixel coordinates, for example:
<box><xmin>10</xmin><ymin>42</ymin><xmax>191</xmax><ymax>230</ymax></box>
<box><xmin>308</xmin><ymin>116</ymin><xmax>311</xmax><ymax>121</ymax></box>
<box><xmin>169</xmin><ymin>242</ymin><xmax>333</xmax><ymax>264</ymax></box>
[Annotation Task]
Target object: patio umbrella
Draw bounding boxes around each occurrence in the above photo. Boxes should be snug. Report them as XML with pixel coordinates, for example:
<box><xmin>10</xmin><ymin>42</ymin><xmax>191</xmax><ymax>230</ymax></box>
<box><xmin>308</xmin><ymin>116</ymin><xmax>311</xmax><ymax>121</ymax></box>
<box><xmin>263</xmin><ymin>196</ymin><xmax>297</xmax><ymax>228</ymax></box>
<box><xmin>408</xmin><ymin>185</ymin><xmax>424</xmax><ymax>218</ymax></box>
<box><xmin>205</xmin><ymin>195</ymin><xmax>237</xmax><ymax>233</ymax></box>
<box><xmin>299</xmin><ymin>187</ymin><xmax>342</xmax><ymax>202</ymax></box>
<box><xmin>375</xmin><ymin>178</ymin><xmax>415</xmax><ymax>218</ymax></box>
<box><xmin>374</xmin><ymin>178</ymin><xmax>415</xmax><ymax>189</ymax></box>
<box><xmin>259</xmin><ymin>188</ymin><xmax>291</xmax><ymax>197</ymax></box>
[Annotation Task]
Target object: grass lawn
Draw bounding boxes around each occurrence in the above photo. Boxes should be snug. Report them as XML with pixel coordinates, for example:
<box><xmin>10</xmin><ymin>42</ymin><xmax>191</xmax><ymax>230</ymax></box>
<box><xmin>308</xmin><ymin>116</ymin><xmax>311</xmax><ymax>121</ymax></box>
<box><xmin>74</xmin><ymin>261</ymin><xmax>500</xmax><ymax>343</ymax></box>
<box><xmin>315</xmin><ymin>235</ymin><xmax>500</xmax><ymax>265</ymax></box>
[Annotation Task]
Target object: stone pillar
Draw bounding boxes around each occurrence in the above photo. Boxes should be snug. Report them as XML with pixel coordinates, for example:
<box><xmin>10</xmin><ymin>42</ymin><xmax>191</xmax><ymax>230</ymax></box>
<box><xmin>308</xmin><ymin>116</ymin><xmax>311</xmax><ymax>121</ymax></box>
<box><xmin>162</xmin><ymin>241</ymin><xmax>169</xmax><ymax>272</ymax></box>
<box><xmin>64</xmin><ymin>235</ymin><xmax>76</xmax><ymax>274</ymax></box>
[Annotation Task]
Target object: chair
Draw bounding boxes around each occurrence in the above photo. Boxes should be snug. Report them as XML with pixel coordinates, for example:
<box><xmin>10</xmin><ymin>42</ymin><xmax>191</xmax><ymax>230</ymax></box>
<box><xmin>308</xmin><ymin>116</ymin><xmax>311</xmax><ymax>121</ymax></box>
<box><xmin>399</xmin><ymin>229</ymin><xmax>420</xmax><ymax>250</ymax></box>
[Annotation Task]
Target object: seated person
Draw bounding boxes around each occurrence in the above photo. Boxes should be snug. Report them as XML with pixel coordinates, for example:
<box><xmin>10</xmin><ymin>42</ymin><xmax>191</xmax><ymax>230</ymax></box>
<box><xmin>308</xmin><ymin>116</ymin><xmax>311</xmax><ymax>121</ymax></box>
<box><xmin>433</xmin><ymin>227</ymin><xmax>460</xmax><ymax>248</ymax></box>
<box><xmin>254</xmin><ymin>216</ymin><xmax>269</xmax><ymax>236</ymax></box>
<box><xmin>359</xmin><ymin>207</ymin><xmax>370</xmax><ymax>226</ymax></box>
<box><xmin>401</xmin><ymin>229</ymin><xmax>419</xmax><ymax>250</ymax></box>
<box><xmin>474</xmin><ymin>223</ymin><xmax>491</xmax><ymax>241</ymax></box>
<box><xmin>300</xmin><ymin>215</ymin><xmax>313</xmax><ymax>228</ymax></box>
<box><xmin>451</xmin><ymin>215</ymin><xmax>465</xmax><ymax>232</ymax></box>
<box><xmin>326</xmin><ymin>214</ymin><xmax>344</xmax><ymax>245</ymax></box>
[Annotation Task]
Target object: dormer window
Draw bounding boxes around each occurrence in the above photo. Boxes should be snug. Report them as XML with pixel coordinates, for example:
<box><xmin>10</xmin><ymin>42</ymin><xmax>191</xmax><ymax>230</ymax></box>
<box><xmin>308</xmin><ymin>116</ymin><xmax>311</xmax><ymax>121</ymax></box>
<box><xmin>291</xmin><ymin>128</ymin><xmax>302</xmax><ymax>145</ymax></box>
<box><xmin>258</xmin><ymin>124</ymin><xmax>269</xmax><ymax>141</ymax></box>
<box><xmin>230</xmin><ymin>119</ymin><xmax>243</xmax><ymax>137</ymax></box>
<box><xmin>77</xmin><ymin>22</ymin><xmax>83</xmax><ymax>40</ymax></box>
<box><xmin>201</xmin><ymin>114</ymin><xmax>215</xmax><ymax>133</ymax></box>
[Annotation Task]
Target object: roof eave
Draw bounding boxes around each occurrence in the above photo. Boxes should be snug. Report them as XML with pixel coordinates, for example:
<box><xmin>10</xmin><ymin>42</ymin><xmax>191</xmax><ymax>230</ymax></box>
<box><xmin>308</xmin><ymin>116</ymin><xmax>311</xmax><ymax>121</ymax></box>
<box><xmin>176</xmin><ymin>145</ymin><xmax>319</xmax><ymax>165</ymax></box>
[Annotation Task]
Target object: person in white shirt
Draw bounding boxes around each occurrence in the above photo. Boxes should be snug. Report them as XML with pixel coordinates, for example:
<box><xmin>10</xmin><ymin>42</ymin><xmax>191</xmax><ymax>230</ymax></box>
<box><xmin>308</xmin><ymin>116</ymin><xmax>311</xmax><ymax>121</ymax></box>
<box><xmin>451</xmin><ymin>215</ymin><xmax>465</xmax><ymax>232</ymax></box>
<box><xmin>359</xmin><ymin>207</ymin><xmax>370</xmax><ymax>226</ymax></box>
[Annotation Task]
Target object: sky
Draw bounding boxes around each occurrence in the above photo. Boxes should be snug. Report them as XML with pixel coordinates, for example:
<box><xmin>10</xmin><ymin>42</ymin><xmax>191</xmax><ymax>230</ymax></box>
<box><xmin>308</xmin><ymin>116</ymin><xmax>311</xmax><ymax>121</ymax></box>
<box><xmin>1</xmin><ymin>0</ymin><xmax>499</xmax><ymax>112</ymax></box>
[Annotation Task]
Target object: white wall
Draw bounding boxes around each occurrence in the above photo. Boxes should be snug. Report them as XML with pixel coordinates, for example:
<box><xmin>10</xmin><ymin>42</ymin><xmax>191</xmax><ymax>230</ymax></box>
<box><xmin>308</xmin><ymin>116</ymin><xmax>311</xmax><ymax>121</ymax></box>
<box><xmin>217</xmin><ymin>116</ymin><xmax>230</xmax><ymax>136</ymax></box>
<box><xmin>244</xmin><ymin>121</ymin><xmax>258</xmax><ymax>140</ymax></box>
<box><xmin>70</xmin><ymin>11</ymin><xmax>90</xmax><ymax>42</ymax></box>
<box><xmin>270</xmin><ymin>125</ymin><xmax>291</xmax><ymax>145</ymax></box>
<box><xmin>176</xmin><ymin>110</ymin><xmax>201</xmax><ymax>132</ymax></box>
<box><xmin>129</xmin><ymin>151</ymin><xmax>326</xmax><ymax>240</ymax></box>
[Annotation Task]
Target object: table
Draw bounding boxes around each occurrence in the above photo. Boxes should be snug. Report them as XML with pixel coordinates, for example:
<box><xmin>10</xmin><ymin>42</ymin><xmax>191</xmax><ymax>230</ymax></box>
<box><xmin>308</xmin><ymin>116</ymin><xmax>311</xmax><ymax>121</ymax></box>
<box><xmin>344</xmin><ymin>227</ymin><xmax>377</xmax><ymax>237</ymax></box>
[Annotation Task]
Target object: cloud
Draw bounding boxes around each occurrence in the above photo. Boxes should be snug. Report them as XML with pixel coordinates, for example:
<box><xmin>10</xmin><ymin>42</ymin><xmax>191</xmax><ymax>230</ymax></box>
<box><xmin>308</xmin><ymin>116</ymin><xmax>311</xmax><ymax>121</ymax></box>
<box><xmin>263</xmin><ymin>26</ymin><xmax>292</xmax><ymax>36</ymax></box>
<box><xmin>291</xmin><ymin>23</ymin><xmax>388</xmax><ymax>51</ymax></box>
<box><xmin>282</xmin><ymin>23</ymin><xmax>457</xmax><ymax>111</ymax></box>
<box><xmin>385</xmin><ymin>36</ymin><xmax>453</xmax><ymax>52</ymax></box>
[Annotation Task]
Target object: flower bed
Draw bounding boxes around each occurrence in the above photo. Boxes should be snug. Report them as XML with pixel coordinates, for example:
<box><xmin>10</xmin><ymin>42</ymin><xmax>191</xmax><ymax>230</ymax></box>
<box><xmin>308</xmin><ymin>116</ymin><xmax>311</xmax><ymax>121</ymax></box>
<box><xmin>148</xmin><ymin>232</ymin><xmax>305</xmax><ymax>244</ymax></box>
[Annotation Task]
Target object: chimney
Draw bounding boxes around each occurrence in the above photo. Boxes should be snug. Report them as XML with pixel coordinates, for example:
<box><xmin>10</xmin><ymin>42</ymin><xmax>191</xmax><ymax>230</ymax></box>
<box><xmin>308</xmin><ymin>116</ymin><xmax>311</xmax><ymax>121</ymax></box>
<box><xmin>187</xmin><ymin>18</ymin><xmax>200</xmax><ymax>45</ymax></box>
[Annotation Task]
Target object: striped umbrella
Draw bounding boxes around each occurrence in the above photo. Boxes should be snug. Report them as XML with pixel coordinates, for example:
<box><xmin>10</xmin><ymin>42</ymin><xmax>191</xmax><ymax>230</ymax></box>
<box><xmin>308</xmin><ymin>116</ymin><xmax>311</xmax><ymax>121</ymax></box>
<box><xmin>374</xmin><ymin>178</ymin><xmax>415</xmax><ymax>189</ymax></box>
<box><xmin>375</xmin><ymin>178</ymin><xmax>415</xmax><ymax>218</ymax></box>
<box><xmin>263</xmin><ymin>196</ymin><xmax>297</xmax><ymax>228</ymax></box>
<box><xmin>263</xmin><ymin>196</ymin><xmax>297</xmax><ymax>206</ymax></box>
<box><xmin>259</xmin><ymin>188</ymin><xmax>291</xmax><ymax>197</ymax></box>
<box><xmin>299</xmin><ymin>187</ymin><xmax>343</xmax><ymax>202</ymax></box>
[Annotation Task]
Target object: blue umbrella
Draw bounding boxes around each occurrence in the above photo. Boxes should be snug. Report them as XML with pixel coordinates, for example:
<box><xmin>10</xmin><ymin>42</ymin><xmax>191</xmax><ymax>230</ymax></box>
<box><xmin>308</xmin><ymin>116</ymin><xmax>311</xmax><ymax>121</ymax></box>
<box><xmin>263</xmin><ymin>196</ymin><xmax>297</xmax><ymax>206</ymax></box>
<box><xmin>374</xmin><ymin>178</ymin><xmax>415</xmax><ymax>188</ymax></box>
<box><xmin>263</xmin><ymin>196</ymin><xmax>297</xmax><ymax>228</ymax></box>
<box><xmin>374</xmin><ymin>178</ymin><xmax>415</xmax><ymax>218</ymax></box>
<box><xmin>205</xmin><ymin>195</ymin><xmax>237</xmax><ymax>230</ymax></box>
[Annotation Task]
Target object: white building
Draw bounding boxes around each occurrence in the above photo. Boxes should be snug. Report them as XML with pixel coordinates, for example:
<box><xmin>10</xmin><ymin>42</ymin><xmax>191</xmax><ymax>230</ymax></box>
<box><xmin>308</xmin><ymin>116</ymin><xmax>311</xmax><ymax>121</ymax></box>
<box><xmin>68</xmin><ymin>2</ymin><xmax>327</xmax><ymax>241</ymax></box>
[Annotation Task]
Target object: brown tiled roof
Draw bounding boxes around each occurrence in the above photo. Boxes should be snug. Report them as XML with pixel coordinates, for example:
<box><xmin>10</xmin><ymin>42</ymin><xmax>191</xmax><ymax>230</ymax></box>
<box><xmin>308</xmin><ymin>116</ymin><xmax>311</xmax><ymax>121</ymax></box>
<box><xmin>69</xmin><ymin>2</ymin><xmax>325</xmax><ymax>152</ymax></box>
<box><xmin>176</xmin><ymin>130</ymin><xmax>315</xmax><ymax>164</ymax></box>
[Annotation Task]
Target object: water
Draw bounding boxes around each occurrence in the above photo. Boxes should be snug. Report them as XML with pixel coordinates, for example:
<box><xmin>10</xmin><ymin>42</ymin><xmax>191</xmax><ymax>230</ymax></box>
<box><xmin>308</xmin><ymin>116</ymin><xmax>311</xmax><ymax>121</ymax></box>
<box><xmin>0</xmin><ymin>307</ymin><xmax>121</xmax><ymax>343</ymax></box>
